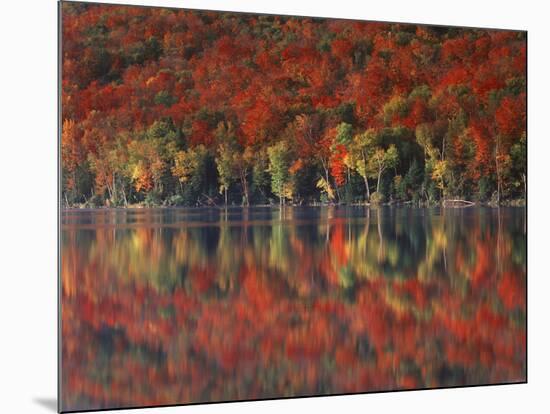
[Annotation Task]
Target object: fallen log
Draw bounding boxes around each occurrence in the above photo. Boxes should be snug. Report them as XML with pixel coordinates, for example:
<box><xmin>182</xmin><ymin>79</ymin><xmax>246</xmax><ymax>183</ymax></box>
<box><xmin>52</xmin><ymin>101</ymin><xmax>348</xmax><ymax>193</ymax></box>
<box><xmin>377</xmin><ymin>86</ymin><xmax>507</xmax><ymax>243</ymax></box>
<box><xmin>443</xmin><ymin>199</ymin><xmax>475</xmax><ymax>207</ymax></box>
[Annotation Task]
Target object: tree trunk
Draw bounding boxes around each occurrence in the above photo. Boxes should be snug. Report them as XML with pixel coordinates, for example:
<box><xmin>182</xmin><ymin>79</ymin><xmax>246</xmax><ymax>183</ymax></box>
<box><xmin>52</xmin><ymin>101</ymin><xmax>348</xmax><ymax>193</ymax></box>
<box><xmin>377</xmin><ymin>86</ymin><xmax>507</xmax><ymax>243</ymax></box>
<box><xmin>224</xmin><ymin>187</ymin><xmax>228</xmax><ymax>206</ymax></box>
<box><xmin>106</xmin><ymin>182</ymin><xmax>114</xmax><ymax>204</ymax></box>
<box><xmin>240</xmin><ymin>170</ymin><xmax>249</xmax><ymax>206</ymax></box>
<box><xmin>121</xmin><ymin>185</ymin><xmax>128</xmax><ymax>206</ymax></box>
<box><xmin>321</xmin><ymin>158</ymin><xmax>330</xmax><ymax>192</ymax></box>
<box><xmin>376</xmin><ymin>169</ymin><xmax>382</xmax><ymax>194</ymax></box>
<box><xmin>361</xmin><ymin>152</ymin><xmax>370</xmax><ymax>202</ymax></box>
<box><xmin>71</xmin><ymin>171</ymin><xmax>77</xmax><ymax>203</ymax></box>
<box><xmin>335</xmin><ymin>186</ymin><xmax>341</xmax><ymax>203</ymax></box>
<box><xmin>319</xmin><ymin>157</ymin><xmax>336</xmax><ymax>201</ymax></box>
<box><xmin>321</xmin><ymin>158</ymin><xmax>329</xmax><ymax>183</ymax></box>
<box><xmin>112</xmin><ymin>175</ymin><xmax>117</xmax><ymax>205</ymax></box>
<box><xmin>363</xmin><ymin>176</ymin><xmax>370</xmax><ymax>202</ymax></box>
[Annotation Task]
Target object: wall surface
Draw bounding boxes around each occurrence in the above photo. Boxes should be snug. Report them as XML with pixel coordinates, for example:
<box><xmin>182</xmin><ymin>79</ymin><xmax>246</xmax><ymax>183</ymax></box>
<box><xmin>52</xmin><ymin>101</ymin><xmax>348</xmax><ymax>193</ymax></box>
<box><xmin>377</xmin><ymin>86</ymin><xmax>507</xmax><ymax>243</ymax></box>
<box><xmin>0</xmin><ymin>0</ymin><xmax>546</xmax><ymax>413</ymax></box>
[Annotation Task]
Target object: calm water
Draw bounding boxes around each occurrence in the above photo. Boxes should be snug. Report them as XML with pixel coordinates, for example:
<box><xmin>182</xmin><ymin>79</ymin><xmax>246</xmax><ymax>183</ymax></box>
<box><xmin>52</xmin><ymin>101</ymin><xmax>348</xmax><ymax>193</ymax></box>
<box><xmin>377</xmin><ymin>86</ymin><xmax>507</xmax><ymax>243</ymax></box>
<box><xmin>61</xmin><ymin>206</ymin><xmax>526</xmax><ymax>411</ymax></box>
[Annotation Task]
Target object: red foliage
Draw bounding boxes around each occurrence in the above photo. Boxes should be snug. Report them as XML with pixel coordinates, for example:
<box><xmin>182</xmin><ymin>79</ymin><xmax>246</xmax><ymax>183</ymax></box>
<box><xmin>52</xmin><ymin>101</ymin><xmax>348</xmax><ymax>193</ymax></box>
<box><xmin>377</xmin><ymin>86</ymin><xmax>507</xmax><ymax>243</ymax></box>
<box><xmin>329</xmin><ymin>144</ymin><xmax>348</xmax><ymax>187</ymax></box>
<box><xmin>498</xmin><ymin>272</ymin><xmax>526</xmax><ymax>310</ymax></box>
<box><xmin>496</xmin><ymin>94</ymin><xmax>527</xmax><ymax>137</ymax></box>
<box><xmin>331</xmin><ymin>38</ymin><xmax>354</xmax><ymax>62</ymax></box>
<box><xmin>190</xmin><ymin>120</ymin><xmax>213</xmax><ymax>146</ymax></box>
<box><xmin>470</xmin><ymin>119</ymin><xmax>494</xmax><ymax>178</ymax></box>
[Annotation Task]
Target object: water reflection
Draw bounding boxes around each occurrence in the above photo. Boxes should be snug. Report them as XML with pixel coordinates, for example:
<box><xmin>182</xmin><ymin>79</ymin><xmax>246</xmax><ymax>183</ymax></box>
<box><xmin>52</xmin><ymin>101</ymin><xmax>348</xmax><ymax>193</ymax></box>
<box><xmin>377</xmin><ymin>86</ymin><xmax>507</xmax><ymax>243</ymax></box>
<box><xmin>61</xmin><ymin>207</ymin><xmax>526</xmax><ymax>411</ymax></box>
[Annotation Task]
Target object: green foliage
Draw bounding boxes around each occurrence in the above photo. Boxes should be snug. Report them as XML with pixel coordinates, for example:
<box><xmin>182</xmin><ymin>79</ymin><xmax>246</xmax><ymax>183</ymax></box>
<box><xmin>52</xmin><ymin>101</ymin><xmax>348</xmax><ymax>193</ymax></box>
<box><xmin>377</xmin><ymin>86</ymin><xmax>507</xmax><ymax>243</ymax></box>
<box><xmin>335</xmin><ymin>122</ymin><xmax>353</xmax><ymax>145</ymax></box>
<box><xmin>214</xmin><ymin>123</ymin><xmax>239</xmax><ymax>203</ymax></box>
<box><xmin>477</xmin><ymin>176</ymin><xmax>493</xmax><ymax>202</ymax></box>
<box><xmin>385</xmin><ymin>145</ymin><xmax>399</xmax><ymax>168</ymax></box>
<box><xmin>511</xmin><ymin>135</ymin><xmax>527</xmax><ymax>165</ymax></box>
<box><xmin>171</xmin><ymin>145</ymin><xmax>212</xmax><ymax>205</ymax></box>
<box><xmin>335</xmin><ymin>103</ymin><xmax>356</xmax><ymax>124</ymax></box>
<box><xmin>383</xmin><ymin>96</ymin><xmax>408</xmax><ymax>125</ymax></box>
<box><xmin>144</xmin><ymin>190</ymin><xmax>162</xmax><ymax>207</ymax></box>
<box><xmin>431</xmin><ymin>159</ymin><xmax>449</xmax><ymax>196</ymax></box>
<box><xmin>415</xmin><ymin>123</ymin><xmax>435</xmax><ymax>156</ymax></box>
<box><xmin>369</xmin><ymin>145</ymin><xmax>398</xmax><ymax>182</ymax></box>
<box><xmin>197</xmin><ymin>108</ymin><xmax>225</xmax><ymax>128</ymax></box>
<box><xmin>352</xmin><ymin>39</ymin><xmax>373</xmax><ymax>69</ymax></box>
<box><xmin>409</xmin><ymin>85</ymin><xmax>431</xmax><ymax>100</ymax></box>
<box><xmin>394</xmin><ymin>175</ymin><xmax>406</xmax><ymax>200</ymax></box>
<box><xmin>403</xmin><ymin>159</ymin><xmax>424</xmax><ymax>200</ymax></box>
<box><xmin>89</xmin><ymin>48</ymin><xmax>112</xmax><ymax>80</ymax></box>
<box><xmin>346</xmin><ymin>130</ymin><xmax>375</xmax><ymax>199</ymax></box>
<box><xmin>166</xmin><ymin>194</ymin><xmax>185</xmax><ymax>206</ymax></box>
<box><xmin>251</xmin><ymin>149</ymin><xmax>270</xmax><ymax>203</ymax></box>
<box><xmin>215</xmin><ymin>141</ymin><xmax>236</xmax><ymax>202</ymax></box>
<box><xmin>125</xmin><ymin>36</ymin><xmax>162</xmax><ymax>66</ymax></box>
<box><xmin>154</xmin><ymin>91</ymin><xmax>177</xmax><ymax>107</ymax></box>
<box><xmin>395</xmin><ymin>31</ymin><xmax>414</xmax><ymax>46</ymax></box>
<box><xmin>505</xmin><ymin>77</ymin><xmax>526</xmax><ymax>96</ymax></box>
<box><xmin>268</xmin><ymin>141</ymin><xmax>292</xmax><ymax>204</ymax></box>
<box><xmin>62</xmin><ymin>161</ymin><xmax>94</xmax><ymax>206</ymax></box>
<box><xmin>510</xmin><ymin>135</ymin><xmax>527</xmax><ymax>179</ymax></box>
<box><xmin>508</xmin><ymin>134</ymin><xmax>527</xmax><ymax>197</ymax></box>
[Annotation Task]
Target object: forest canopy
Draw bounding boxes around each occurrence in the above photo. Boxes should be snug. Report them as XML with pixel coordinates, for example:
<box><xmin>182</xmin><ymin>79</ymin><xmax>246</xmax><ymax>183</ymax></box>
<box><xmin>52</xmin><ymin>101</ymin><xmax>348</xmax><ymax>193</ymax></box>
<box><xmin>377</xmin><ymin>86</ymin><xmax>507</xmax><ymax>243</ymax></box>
<box><xmin>61</xmin><ymin>2</ymin><xmax>527</xmax><ymax>207</ymax></box>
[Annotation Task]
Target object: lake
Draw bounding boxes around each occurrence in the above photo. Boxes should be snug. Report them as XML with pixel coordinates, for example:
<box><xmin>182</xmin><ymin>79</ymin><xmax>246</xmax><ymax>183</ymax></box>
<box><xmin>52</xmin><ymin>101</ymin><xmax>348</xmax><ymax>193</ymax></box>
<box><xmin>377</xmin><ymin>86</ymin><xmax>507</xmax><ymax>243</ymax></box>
<box><xmin>60</xmin><ymin>206</ymin><xmax>526</xmax><ymax>411</ymax></box>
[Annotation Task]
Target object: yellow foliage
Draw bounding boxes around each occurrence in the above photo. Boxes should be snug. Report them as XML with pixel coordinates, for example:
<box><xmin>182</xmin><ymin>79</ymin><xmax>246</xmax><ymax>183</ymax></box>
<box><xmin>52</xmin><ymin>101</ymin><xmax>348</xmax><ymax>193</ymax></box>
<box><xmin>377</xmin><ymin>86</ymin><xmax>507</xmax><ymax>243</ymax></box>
<box><xmin>316</xmin><ymin>176</ymin><xmax>335</xmax><ymax>200</ymax></box>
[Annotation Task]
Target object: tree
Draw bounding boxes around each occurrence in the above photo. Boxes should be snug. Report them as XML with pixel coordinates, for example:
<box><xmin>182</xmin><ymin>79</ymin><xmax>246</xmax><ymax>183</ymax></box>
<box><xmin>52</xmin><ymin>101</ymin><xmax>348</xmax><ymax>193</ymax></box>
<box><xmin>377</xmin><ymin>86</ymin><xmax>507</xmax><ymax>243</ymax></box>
<box><xmin>347</xmin><ymin>129</ymin><xmax>377</xmax><ymax>202</ymax></box>
<box><xmin>127</xmin><ymin>139</ymin><xmax>165</xmax><ymax>196</ymax></box>
<box><xmin>335</xmin><ymin>122</ymin><xmax>353</xmax><ymax>145</ymax></box>
<box><xmin>402</xmin><ymin>159</ymin><xmax>424</xmax><ymax>201</ymax></box>
<box><xmin>431</xmin><ymin>159</ymin><xmax>449</xmax><ymax>199</ymax></box>
<box><xmin>172</xmin><ymin>145</ymin><xmax>209</xmax><ymax>204</ymax></box>
<box><xmin>415</xmin><ymin>123</ymin><xmax>446</xmax><ymax>201</ymax></box>
<box><xmin>315</xmin><ymin>127</ymin><xmax>336</xmax><ymax>201</ymax></box>
<box><xmin>251</xmin><ymin>148</ymin><xmax>270</xmax><ymax>203</ymax></box>
<box><xmin>61</xmin><ymin>119</ymin><xmax>79</xmax><ymax>195</ymax></box>
<box><xmin>369</xmin><ymin>145</ymin><xmax>399</xmax><ymax>196</ymax></box>
<box><xmin>329</xmin><ymin>144</ymin><xmax>348</xmax><ymax>188</ymax></box>
<box><xmin>88</xmin><ymin>135</ymin><xmax>130</xmax><ymax>206</ymax></box>
<box><xmin>325</xmin><ymin>123</ymin><xmax>353</xmax><ymax>201</ymax></box>
<box><xmin>215</xmin><ymin>141</ymin><xmax>236</xmax><ymax>206</ymax></box>
<box><xmin>267</xmin><ymin>141</ymin><xmax>292</xmax><ymax>206</ymax></box>
<box><xmin>237</xmin><ymin>147</ymin><xmax>255</xmax><ymax>206</ymax></box>
<box><xmin>316</xmin><ymin>176</ymin><xmax>335</xmax><ymax>201</ymax></box>
<box><xmin>214</xmin><ymin>122</ymin><xmax>237</xmax><ymax>206</ymax></box>
<box><xmin>214</xmin><ymin>122</ymin><xmax>254</xmax><ymax>206</ymax></box>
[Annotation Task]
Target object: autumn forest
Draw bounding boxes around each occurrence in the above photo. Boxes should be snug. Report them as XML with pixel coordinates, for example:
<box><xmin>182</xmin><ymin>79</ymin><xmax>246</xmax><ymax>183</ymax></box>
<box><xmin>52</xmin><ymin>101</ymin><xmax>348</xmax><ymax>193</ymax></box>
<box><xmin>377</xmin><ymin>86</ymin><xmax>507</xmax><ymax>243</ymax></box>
<box><xmin>61</xmin><ymin>3</ymin><xmax>526</xmax><ymax>207</ymax></box>
<box><xmin>60</xmin><ymin>3</ymin><xmax>527</xmax><ymax>410</ymax></box>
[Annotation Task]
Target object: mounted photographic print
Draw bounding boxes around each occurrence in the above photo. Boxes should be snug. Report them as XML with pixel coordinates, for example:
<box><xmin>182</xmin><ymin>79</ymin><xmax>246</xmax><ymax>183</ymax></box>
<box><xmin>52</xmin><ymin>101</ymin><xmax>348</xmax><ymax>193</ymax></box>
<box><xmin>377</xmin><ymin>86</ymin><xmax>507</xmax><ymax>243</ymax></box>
<box><xmin>59</xmin><ymin>0</ymin><xmax>527</xmax><ymax>412</ymax></box>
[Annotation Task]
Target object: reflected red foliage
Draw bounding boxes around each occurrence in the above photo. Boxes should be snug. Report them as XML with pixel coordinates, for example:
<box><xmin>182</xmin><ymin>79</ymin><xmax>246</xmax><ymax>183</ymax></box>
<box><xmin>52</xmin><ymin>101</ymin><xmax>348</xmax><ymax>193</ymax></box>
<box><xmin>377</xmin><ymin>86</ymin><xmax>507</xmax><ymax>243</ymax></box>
<box><xmin>61</xmin><ymin>208</ymin><xmax>526</xmax><ymax>411</ymax></box>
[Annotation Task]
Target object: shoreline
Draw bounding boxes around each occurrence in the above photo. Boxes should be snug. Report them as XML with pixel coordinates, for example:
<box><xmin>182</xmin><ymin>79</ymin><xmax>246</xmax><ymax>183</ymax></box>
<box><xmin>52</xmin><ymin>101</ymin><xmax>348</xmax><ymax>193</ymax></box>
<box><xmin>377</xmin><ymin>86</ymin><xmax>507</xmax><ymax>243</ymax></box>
<box><xmin>61</xmin><ymin>199</ymin><xmax>526</xmax><ymax>211</ymax></box>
